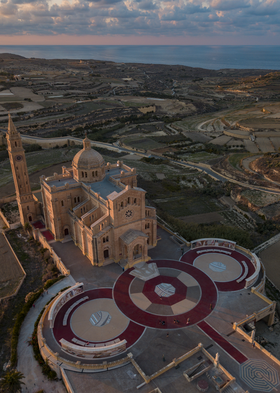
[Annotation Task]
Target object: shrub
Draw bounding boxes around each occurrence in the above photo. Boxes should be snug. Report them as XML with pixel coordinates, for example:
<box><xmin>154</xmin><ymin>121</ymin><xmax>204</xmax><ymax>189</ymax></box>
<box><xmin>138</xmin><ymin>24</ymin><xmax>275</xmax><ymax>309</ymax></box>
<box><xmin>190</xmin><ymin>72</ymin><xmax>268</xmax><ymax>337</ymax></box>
<box><xmin>10</xmin><ymin>276</ymin><xmax>65</xmax><ymax>366</ymax></box>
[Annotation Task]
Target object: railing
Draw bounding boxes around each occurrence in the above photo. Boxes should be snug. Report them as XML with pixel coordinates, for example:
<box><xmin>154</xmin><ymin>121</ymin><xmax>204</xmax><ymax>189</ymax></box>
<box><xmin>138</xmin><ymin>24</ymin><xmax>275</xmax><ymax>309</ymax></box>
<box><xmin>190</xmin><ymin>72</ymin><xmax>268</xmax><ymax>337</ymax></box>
<box><xmin>191</xmin><ymin>238</ymin><xmax>236</xmax><ymax>250</ymax></box>
<box><xmin>245</xmin><ymin>253</ymin><xmax>261</xmax><ymax>289</ymax></box>
<box><xmin>236</xmin><ymin>260</ymin><xmax>248</xmax><ymax>283</ymax></box>
<box><xmin>38</xmin><ymin>299</ymin><xmax>131</xmax><ymax>374</ymax></box>
<box><xmin>59</xmin><ymin>338</ymin><xmax>127</xmax><ymax>358</ymax></box>
<box><xmin>189</xmin><ymin>238</ymin><xmax>261</xmax><ymax>289</ymax></box>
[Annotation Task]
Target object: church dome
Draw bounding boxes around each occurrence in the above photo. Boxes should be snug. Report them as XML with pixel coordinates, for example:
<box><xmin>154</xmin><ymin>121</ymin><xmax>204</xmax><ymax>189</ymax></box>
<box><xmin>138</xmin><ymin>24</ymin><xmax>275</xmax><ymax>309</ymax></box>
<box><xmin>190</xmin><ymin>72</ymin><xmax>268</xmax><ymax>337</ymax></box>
<box><xmin>72</xmin><ymin>137</ymin><xmax>105</xmax><ymax>169</ymax></box>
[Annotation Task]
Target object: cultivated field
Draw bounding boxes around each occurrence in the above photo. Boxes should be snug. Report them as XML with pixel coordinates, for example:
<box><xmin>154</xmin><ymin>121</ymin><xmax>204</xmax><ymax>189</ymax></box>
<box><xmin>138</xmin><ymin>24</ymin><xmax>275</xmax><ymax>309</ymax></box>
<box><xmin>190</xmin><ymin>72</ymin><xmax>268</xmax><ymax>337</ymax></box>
<box><xmin>0</xmin><ymin>233</ymin><xmax>25</xmax><ymax>299</ymax></box>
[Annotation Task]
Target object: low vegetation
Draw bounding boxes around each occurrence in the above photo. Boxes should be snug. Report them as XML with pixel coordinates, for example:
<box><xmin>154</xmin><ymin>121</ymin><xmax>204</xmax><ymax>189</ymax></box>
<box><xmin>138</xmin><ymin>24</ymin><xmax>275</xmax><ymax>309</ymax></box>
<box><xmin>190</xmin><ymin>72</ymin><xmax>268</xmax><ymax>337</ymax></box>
<box><xmin>0</xmin><ymin>228</ymin><xmax>62</xmax><ymax>376</ymax></box>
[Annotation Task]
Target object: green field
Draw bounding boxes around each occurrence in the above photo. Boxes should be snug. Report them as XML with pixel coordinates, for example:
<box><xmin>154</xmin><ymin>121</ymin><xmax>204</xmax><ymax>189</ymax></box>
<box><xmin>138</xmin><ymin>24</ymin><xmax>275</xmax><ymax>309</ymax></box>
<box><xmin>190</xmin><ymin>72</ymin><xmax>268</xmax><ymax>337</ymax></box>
<box><xmin>123</xmin><ymin>137</ymin><xmax>164</xmax><ymax>150</ymax></box>
<box><xmin>155</xmin><ymin>194</ymin><xmax>220</xmax><ymax>217</ymax></box>
<box><xmin>0</xmin><ymin>148</ymin><xmax>81</xmax><ymax>187</ymax></box>
<box><xmin>228</xmin><ymin>153</ymin><xmax>253</xmax><ymax>170</ymax></box>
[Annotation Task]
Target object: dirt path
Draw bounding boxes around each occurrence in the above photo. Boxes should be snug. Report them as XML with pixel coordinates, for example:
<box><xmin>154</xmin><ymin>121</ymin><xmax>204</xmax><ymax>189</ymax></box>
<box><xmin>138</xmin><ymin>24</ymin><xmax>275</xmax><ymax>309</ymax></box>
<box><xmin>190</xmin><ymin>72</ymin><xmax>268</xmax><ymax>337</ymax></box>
<box><xmin>242</xmin><ymin>155</ymin><xmax>260</xmax><ymax>174</ymax></box>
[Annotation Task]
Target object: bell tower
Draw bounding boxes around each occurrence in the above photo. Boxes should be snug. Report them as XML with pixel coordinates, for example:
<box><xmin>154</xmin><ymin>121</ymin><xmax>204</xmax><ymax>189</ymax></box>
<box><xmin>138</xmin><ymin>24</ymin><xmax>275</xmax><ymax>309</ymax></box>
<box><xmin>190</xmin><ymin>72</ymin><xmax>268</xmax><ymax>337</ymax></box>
<box><xmin>6</xmin><ymin>114</ymin><xmax>37</xmax><ymax>225</ymax></box>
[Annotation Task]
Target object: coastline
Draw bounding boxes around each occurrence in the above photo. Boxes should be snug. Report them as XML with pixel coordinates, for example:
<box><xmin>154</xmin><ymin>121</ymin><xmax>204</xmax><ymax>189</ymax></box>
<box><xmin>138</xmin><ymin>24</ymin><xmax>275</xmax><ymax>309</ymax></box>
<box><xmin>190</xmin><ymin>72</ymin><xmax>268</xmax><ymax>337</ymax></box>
<box><xmin>0</xmin><ymin>45</ymin><xmax>279</xmax><ymax>70</ymax></box>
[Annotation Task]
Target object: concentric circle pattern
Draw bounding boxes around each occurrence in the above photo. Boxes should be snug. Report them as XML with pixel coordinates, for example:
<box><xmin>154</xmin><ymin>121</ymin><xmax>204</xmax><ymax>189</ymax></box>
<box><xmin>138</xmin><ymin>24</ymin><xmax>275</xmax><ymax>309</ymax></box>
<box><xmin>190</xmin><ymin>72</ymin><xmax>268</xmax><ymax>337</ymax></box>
<box><xmin>180</xmin><ymin>247</ymin><xmax>255</xmax><ymax>291</ymax></box>
<box><xmin>113</xmin><ymin>260</ymin><xmax>218</xmax><ymax>329</ymax></box>
<box><xmin>53</xmin><ymin>288</ymin><xmax>145</xmax><ymax>351</ymax></box>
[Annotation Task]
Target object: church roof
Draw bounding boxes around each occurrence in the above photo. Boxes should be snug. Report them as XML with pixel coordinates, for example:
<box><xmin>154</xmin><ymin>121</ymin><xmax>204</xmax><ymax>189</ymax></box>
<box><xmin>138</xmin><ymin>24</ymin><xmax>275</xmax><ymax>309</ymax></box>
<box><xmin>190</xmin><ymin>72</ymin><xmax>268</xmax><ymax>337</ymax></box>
<box><xmin>120</xmin><ymin>229</ymin><xmax>148</xmax><ymax>245</ymax></box>
<box><xmin>72</xmin><ymin>137</ymin><xmax>105</xmax><ymax>169</ymax></box>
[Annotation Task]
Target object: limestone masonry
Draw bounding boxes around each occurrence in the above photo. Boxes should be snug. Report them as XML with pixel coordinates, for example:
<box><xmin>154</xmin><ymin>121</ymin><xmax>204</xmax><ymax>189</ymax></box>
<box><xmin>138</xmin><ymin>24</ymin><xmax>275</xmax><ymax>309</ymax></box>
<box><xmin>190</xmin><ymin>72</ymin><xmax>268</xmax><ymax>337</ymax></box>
<box><xmin>8</xmin><ymin>114</ymin><xmax>157</xmax><ymax>268</ymax></box>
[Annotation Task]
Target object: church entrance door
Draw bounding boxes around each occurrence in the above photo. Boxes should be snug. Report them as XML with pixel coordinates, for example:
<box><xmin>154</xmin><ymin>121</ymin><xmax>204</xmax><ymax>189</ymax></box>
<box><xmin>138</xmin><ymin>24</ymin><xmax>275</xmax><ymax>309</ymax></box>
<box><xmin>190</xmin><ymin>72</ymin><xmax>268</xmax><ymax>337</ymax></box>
<box><xmin>104</xmin><ymin>249</ymin><xmax>109</xmax><ymax>259</ymax></box>
<box><xmin>64</xmin><ymin>228</ymin><xmax>69</xmax><ymax>236</ymax></box>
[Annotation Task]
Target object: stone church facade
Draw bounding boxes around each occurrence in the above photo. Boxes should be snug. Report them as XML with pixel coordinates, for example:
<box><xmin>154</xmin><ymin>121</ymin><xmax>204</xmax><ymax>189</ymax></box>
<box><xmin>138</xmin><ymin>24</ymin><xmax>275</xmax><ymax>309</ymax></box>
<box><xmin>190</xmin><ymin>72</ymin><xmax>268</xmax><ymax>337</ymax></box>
<box><xmin>7</xmin><ymin>115</ymin><xmax>157</xmax><ymax>268</ymax></box>
<box><xmin>39</xmin><ymin>136</ymin><xmax>157</xmax><ymax>268</ymax></box>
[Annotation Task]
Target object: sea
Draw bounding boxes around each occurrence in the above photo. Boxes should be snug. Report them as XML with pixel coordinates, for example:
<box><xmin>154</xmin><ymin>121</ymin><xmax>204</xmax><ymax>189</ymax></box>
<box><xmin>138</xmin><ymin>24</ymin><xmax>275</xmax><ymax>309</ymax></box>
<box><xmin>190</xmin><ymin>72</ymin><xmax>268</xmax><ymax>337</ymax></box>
<box><xmin>0</xmin><ymin>45</ymin><xmax>279</xmax><ymax>71</ymax></box>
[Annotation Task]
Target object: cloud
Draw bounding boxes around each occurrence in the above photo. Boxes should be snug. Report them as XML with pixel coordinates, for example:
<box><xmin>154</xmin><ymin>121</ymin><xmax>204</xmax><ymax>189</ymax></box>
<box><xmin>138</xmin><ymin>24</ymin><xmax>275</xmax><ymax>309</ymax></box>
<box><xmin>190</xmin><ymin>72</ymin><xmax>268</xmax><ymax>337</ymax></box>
<box><xmin>211</xmin><ymin>0</ymin><xmax>250</xmax><ymax>11</ymax></box>
<box><xmin>0</xmin><ymin>0</ymin><xmax>280</xmax><ymax>41</ymax></box>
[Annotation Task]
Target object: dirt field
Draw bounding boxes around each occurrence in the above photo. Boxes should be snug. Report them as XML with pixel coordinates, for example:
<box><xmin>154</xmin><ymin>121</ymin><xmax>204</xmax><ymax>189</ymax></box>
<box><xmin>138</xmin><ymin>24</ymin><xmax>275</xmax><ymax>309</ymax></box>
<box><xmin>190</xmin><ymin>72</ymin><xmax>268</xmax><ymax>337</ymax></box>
<box><xmin>260</xmin><ymin>240</ymin><xmax>280</xmax><ymax>290</ymax></box>
<box><xmin>0</xmin><ymin>233</ymin><xmax>25</xmax><ymax>299</ymax></box>
<box><xmin>239</xmin><ymin>118</ymin><xmax>280</xmax><ymax>130</ymax></box>
<box><xmin>10</xmin><ymin>87</ymin><xmax>44</xmax><ymax>102</ymax></box>
<box><xmin>256</xmin><ymin>137</ymin><xmax>274</xmax><ymax>153</ymax></box>
<box><xmin>179</xmin><ymin>211</ymin><xmax>223</xmax><ymax>224</ymax></box>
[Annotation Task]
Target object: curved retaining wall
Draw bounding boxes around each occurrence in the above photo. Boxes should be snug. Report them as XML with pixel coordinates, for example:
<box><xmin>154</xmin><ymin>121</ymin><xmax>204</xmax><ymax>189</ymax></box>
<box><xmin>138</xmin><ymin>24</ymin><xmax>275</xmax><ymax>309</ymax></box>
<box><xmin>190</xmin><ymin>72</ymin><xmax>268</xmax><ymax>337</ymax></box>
<box><xmin>191</xmin><ymin>238</ymin><xmax>261</xmax><ymax>289</ymax></box>
<box><xmin>48</xmin><ymin>283</ymin><xmax>84</xmax><ymax>328</ymax></box>
<box><xmin>38</xmin><ymin>295</ymin><xmax>131</xmax><ymax>376</ymax></box>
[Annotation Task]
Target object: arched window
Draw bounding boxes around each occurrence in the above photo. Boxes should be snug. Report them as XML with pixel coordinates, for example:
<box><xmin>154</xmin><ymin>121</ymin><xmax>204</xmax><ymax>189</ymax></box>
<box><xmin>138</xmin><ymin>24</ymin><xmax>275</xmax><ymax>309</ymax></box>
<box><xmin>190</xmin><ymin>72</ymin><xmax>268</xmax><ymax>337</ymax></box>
<box><xmin>85</xmin><ymin>172</ymin><xmax>87</xmax><ymax>178</ymax></box>
<box><xmin>145</xmin><ymin>223</ymin><xmax>150</xmax><ymax>229</ymax></box>
<box><xmin>15</xmin><ymin>141</ymin><xmax>17</xmax><ymax>147</ymax></box>
<box><xmin>121</xmin><ymin>202</ymin><xmax>123</xmax><ymax>208</ymax></box>
<box><xmin>27</xmin><ymin>206</ymin><xmax>29</xmax><ymax>211</ymax></box>
<box><xmin>74</xmin><ymin>197</ymin><xmax>76</xmax><ymax>203</ymax></box>
<box><xmin>134</xmin><ymin>198</ymin><xmax>137</xmax><ymax>204</ymax></box>
<box><xmin>81</xmin><ymin>171</ymin><xmax>84</xmax><ymax>177</ymax></box>
<box><xmin>128</xmin><ymin>197</ymin><xmax>130</xmax><ymax>204</ymax></box>
<box><xmin>103</xmin><ymin>237</ymin><xmax>106</xmax><ymax>243</ymax></box>
<box><xmin>95</xmin><ymin>171</ymin><xmax>98</xmax><ymax>176</ymax></box>
<box><xmin>92</xmin><ymin>171</ymin><xmax>95</xmax><ymax>177</ymax></box>
<box><xmin>61</xmin><ymin>200</ymin><xmax>64</xmax><ymax>207</ymax></box>
<box><xmin>78</xmin><ymin>197</ymin><xmax>80</xmax><ymax>202</ymax></box>
<box><xmin>106</xmin><ymin>236</ymin><xmax>109</xmax><ymax>242</ymax></box>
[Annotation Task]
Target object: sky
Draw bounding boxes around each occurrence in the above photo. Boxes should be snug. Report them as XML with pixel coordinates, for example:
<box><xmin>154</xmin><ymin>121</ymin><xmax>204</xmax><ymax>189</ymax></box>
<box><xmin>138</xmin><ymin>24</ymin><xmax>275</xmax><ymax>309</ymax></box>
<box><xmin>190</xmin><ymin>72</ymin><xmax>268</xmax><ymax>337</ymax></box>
<box><xmin>0</xmin><ymin>0</ymin><xmax>280</xmax><ymax>45</ymax></box>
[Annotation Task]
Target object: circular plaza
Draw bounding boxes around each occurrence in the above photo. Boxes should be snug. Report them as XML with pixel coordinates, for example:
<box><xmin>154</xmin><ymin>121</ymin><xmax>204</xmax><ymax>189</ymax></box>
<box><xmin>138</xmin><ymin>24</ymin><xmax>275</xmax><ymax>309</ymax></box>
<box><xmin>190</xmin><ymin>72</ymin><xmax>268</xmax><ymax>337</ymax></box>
<box><xmin>38</xmin><ymin>237</ymin><xmax>261</xmax><ymax>368</ymax></box>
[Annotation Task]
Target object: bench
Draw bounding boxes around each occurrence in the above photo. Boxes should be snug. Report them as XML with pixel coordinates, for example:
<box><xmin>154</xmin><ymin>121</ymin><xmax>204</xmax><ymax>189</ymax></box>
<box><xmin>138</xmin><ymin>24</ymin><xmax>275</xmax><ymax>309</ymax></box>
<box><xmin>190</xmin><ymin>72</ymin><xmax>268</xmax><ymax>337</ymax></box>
<box><xmin>63</xmin><ymin>296</ymin><xmax>89</xmax><ymax>326</ymax></box>
<box><xmin>236</xmin><ymin>261</ymin><xmax>249</xmax><ymax>283</ymax></box>
<box><xmin>196</xmin><ymin>249</ymin><xmax>232</xmax><ymax>255</ymax></box>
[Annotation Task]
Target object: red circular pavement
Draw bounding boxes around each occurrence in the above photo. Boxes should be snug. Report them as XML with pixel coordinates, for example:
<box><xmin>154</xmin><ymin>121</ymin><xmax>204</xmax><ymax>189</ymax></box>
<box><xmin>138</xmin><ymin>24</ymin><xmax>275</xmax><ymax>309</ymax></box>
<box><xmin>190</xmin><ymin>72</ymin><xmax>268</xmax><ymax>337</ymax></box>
<box><xmin>53</xmin><ymin>288</ymin><xmax>145</xmax><ymax>350</ymax></box>
<box><xmin>180</xmin><ymin>247</ymin><xmax>255</xmax><ymax>291</ymax></box>
<box><xmin>113</xmin><ymin>260</ymin><xmax>218</xmax><ymax>329</ymax></box>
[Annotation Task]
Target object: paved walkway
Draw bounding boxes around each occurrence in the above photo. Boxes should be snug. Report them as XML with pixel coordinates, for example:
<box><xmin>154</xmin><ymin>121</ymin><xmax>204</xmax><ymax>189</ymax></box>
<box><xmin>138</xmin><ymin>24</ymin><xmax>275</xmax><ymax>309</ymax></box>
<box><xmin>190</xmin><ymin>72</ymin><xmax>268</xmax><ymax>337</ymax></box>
<box><xmin>17</xmin><ymin>275</ymin><xmax>76</xmax><ymax>393</ymax></box>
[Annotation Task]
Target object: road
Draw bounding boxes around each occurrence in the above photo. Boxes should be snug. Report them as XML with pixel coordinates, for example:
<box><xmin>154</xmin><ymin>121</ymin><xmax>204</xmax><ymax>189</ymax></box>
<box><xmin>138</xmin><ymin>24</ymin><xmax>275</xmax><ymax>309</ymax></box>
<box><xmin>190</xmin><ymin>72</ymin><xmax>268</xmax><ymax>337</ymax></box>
<box><xmin>2</xmin><ymin>130</ymin><xmax>280</xmax><ymax>195</ymax></box>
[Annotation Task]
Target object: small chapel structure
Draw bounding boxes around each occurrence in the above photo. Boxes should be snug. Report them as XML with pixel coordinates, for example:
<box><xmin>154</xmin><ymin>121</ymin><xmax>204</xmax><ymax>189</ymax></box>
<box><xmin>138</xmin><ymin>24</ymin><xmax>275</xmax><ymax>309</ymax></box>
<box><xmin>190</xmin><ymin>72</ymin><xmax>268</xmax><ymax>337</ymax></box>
<box><xmin>7</xmin><ymin>115</ymin><xmax>157</xmax><ymax>268</ymax></box>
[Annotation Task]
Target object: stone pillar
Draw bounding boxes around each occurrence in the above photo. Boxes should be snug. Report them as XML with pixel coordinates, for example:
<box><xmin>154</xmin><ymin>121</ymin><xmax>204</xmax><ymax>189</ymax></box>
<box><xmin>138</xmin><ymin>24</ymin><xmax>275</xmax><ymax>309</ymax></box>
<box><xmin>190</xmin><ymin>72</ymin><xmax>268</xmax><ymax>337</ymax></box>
<box><xmin>81</xmin><ymin>228</ymin><xmax>86</xmax><ymax>255</ymax></box>
<box><xmin>214</xmin><ymin>352</ymin><xmax>219</xmax><ymax>368</ymax></box>
<box><xmin>251</xmin><ymin>329</ymin><xmax>256</xmax><ymax>344</ymax></box>
<box><xmin>267</xmin><ymin>310</ymin><xmax>275</xmax><ymax>327</ymax></box>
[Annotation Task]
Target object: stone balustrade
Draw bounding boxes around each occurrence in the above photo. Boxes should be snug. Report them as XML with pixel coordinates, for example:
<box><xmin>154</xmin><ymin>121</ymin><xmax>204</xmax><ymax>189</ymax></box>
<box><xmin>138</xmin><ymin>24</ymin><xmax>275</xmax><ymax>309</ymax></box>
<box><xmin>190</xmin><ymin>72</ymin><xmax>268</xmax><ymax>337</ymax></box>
<box><xmin>59</xmin><ymin>338</ymin><xmax>127</xmax><ymax>358</ymax></box>
<box><xmin>48</xmin><ymin>283</ymin><xmax>84</xmax><ymax>328</ymax></box>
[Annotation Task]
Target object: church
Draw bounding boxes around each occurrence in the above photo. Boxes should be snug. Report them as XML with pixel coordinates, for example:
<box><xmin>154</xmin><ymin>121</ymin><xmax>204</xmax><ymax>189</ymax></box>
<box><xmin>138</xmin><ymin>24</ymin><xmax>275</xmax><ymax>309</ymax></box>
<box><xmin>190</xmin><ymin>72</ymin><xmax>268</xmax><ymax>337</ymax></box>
<box><xmin>6</xmin><ymin>115</ymin><xmax>157</xmax><ymax>268</ymax></box>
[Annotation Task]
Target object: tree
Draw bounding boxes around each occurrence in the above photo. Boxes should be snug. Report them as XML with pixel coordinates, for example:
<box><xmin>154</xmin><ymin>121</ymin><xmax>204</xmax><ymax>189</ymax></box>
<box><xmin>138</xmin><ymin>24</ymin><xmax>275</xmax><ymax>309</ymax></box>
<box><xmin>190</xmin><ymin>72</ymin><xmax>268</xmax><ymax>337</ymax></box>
<box><xmin>0</xmin><ymin>369</ymin><xmax>25</xmax><ymax>393</ymax></box>
<box><xmin>24</xmin><ymin>222</ymin><xmax>32</xmax><ymax>233</ymax></box>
